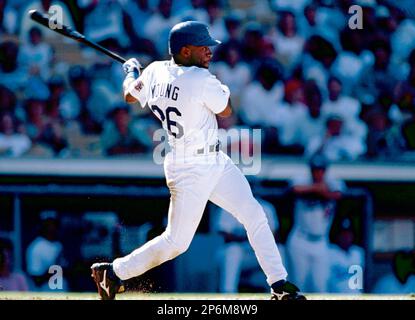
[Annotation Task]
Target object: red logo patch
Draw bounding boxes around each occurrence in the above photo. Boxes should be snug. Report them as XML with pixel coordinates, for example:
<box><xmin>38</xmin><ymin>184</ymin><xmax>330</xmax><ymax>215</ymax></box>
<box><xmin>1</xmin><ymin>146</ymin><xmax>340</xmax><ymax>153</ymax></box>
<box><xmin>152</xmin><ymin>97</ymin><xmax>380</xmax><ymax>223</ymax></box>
<box><xmin>135</xmin><ymin>81</ymin><xmax>144</xmax><ymax>92</ymax></box>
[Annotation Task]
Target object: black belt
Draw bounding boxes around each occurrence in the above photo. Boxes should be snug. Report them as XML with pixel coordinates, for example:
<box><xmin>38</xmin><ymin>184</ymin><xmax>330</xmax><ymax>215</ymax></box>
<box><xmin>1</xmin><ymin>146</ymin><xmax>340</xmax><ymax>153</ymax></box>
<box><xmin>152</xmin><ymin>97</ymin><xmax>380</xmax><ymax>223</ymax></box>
<box><xmin>196</xmin><ymin>141</ymin><xmax>220</xmax><ymax>155</ymax></box>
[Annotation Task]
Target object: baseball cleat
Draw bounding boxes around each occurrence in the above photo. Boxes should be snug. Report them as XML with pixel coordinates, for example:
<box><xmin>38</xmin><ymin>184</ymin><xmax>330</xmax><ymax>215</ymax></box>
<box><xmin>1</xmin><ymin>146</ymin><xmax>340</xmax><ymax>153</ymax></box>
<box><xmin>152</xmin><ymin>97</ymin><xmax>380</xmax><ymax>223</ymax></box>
<box><xmin>271</xmin><ymin>280</ymin><xmax>307</xmax><ymax>300</ymax></box>
<box><xmin>91</xmin><ymin>262</ymin><xmax>125</xmax><ymax>300</ymax></box>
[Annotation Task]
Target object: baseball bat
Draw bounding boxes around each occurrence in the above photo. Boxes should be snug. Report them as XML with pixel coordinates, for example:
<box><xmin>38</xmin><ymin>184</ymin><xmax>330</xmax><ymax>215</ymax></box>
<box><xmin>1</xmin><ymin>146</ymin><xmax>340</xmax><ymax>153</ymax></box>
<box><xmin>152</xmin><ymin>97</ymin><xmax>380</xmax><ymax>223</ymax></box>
<box><xmin>28</xmin><ymin>9</ymin><xmax>127</xmax><ymax>64</ymax></box>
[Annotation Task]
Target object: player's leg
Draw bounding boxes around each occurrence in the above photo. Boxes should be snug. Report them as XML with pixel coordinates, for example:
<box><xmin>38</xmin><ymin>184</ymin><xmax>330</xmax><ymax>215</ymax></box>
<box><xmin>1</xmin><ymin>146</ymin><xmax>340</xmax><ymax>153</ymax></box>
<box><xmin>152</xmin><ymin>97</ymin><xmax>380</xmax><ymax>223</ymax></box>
<box><xmin>218</xmin><ymin>242</ymin><xmax>245</xmax><ymax>293</ymax></box>
<box><xmin>91</xmin><ymin>180</ymin><xmax>211</xmax><ymax>299</ymax></box>
<box><xmin>208</xmin><ymin>155</ymin><xmax>287</xmax><ymax>287</ymax></box>
<box><xmin>209</xmin><ymin>154</ymin><xmax>305</xmax><ymax>299</ymax></box>
<box><xmin>286</xmin><ymin>230</ymin><xmax>311</xmax><ymax>292</ymax></box>
<box><xmin>310</xmin><ymin>242</ymin><xmax>330</xmax><ymax>292</ymax></box>
<box><xmin>112</xmin><ymin>175</ymin><xmax>211</xmax><ymax>280</ymax></box>
<box><xmin>91</xmin><ymin>155</ymin><xmax>227</xmax><ymax>299</ymax></box>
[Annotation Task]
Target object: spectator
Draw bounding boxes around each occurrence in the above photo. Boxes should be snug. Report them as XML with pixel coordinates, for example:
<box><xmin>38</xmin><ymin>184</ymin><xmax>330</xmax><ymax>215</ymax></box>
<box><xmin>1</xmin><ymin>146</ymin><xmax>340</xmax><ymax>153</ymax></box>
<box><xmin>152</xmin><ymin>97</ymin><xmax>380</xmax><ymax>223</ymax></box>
<box><xmin>211</xmin><ymin>45</ymin><xmax>251</xmax><ymax>111</ymax></box>
<box><xmin>79</xmin><ymin>0</ymin><xmax>129</xmax><ymax>47</ymax></box>
<box><xmin>0</xmin><ymin>41</ymin><xmax>26</xmax><ymax>91</ymax></box>
<box><xmin>390</xmin><ymin>7</ymin><xmax>415</xmax><ymax>71</ymax></box>
<box><xmin>296</xmin><ymin>80</ymin><xmax>326</xmax><ymax>149</ymax></box>
<box><xmin>120</xmin><ymin>0</ymin><xmax>153</xmax><ymax>37</ymax></box>
<box><xmin>392</xmin><ymin>51</ymin><xmax>415</xmax><ymax>118</ymax></box>
<box><xmin>89</xmin><ymin>64</ymin><xmax>124</xmax><ymax>119</ymax></box>
<box><xmin>26</xmin><ymin>211</ymin><xmax>68</xmax><ymax>291</ymax></box>
<box><xmin>306</xmin><ymin>113</ymin><xmax>366</xmax><ymax>161</ymax></box>
<box><xmin>302</xmin><ymin>35</ymin><xmax>338</xmax><ymax>91</ymax></box>
<box><xmin>271</xmin><ymin>0</ymin><xmax>310</xmax><ymax>15</ymax></box>
<box><xmin>331</xmin><ymin>28</ymin><xmax>373</xmax><ymax>96</ymax></box>
<box><xmin>240</xmin><ymin>22</ymin><xmax>275</xmax><ymax>64</ymax></box>
<box><xmin>143</xmin><ymin>0</ymin><xmax>177</xmax><ymax>57</ymax></box>
<box><xmin>358</xmin><ymin>37</ymin><xmax>397</xmax><ymax>105</ymax></box>
<box><xmin>269</xmin><ymin>10</ymin><xmax>305</xmax><ymax>73</ymax></box>
<box><xmin>19</xmin><ymin>0</ymin><xmax>75</xmax><ymax>43</ymax></box>
<box><xmin>18</xmin><ymin>26</ymin><xmax>53</xmax><ymax>80</ymax></box>
<box><xmin>46</xmin><ymin>75</ymin><xmax>66</xmax><ymax>120</ymax></box>
<box><xmin>0</xmin><ymin>0</ymin><xmax>19</xmax><ymax>35</ymax></box>
<box><xmin>0</xmin><ymin>85</ymin><xmax>17</xmax><ymax>114</ymax></box>
<box><xmin>24</xmin><ymin>98</ymin><xmax>68</xmax><ymax>156</ymax></box>
<box><xmin>238</xmin><ymin>59</ymin><xmax>285</xmax><ymax>153</ymax></box>
<box><xmin>206</xmin><ymin>0</ymin><xmax>227</xmax><ymax>43</ymax></box>
<box><xmin>175</xmin><ymin>0</ymin><xmax>209</xmax><ymax>25</ymax></box>
<box><xmin>101</xmin><ymin>104</ymin><xmax>152</xmax><ymax>156</ymax></box>
<box><xmin>365</xmin><ymin>107</ymin><xmax>405</xmax><ymax>158</ymax></box>
<box><xmin>212</xmin><ymin>198</ymin><xmax>285</xmax><ymax>293</ymax></box>
<box><xmin>322</xmin><ymin>76</ymin><xmax>367</xmax><ymax>142</ymax></box>
<box><xmin>297</xmin><ymin>3</ymin><xmax>340</xmax><ymax>46</ymax></box>
<box><xmin>328</xmin><ymin>217</ymin><xmax>365</xmax><ymax>294</ymax></box>
<box><xmin>212</xmin><ymin>13</ymin><xmax>244</xmax><ymax>63</ymax></box>
<box><xmin>239</xmin><ymin>59</ymin><xmax>284</xmax><ymax>128</ymax></box>
<box><xmin>286</xmin><ymin>154</ymin><xmax>345</xmax><ymax>292</ymax></box>
<box><xmin>121</xmin><ymin>2</ymin><xmax>159</xmax><ymax>59</ymax></box>
<box><xmin>298</xmin><ymin>3</ymin><xmax>319</xmax><ymax>39</ymax></box>
<box><xmin>274</xmin><ymin>78</ymin><xmax>308</xmax><ymax>155</ymax></box>
<box><xmin>60</xmin><ymin>65</ymin><xmax>114</xmax><ymax>134</ymax></box>
<box><xmin>0</xmin><ymin>111</ymin><xmax>31</xmax><ymax>157</ymax></box>
<box><xmin>376</xmin><ymin>5</ymin><xmax>398</xmax><ymax>38</ymax></box>
<box><xmin>252</xmin><ymin>78</ymin><xmax>324</xmax><ymax>155</ymax></box>
<box><xmin>0</xmin><ymin>237</ymin><xmax>30</xmax><ymax>291</ymax></box>
<box><xmin>322</xmin><ymin>76</ymin><xmax>361</xmax><ymax>122</ymax></box>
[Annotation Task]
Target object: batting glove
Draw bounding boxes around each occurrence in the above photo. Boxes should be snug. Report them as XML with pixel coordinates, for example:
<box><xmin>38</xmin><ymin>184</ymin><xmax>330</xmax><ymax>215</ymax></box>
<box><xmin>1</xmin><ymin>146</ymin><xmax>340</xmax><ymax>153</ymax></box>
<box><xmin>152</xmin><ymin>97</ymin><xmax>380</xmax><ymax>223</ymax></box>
<box><xmin>123</xmin><ymin>58</ymin><xmax>142</xmax><ymax>77</ymax></box>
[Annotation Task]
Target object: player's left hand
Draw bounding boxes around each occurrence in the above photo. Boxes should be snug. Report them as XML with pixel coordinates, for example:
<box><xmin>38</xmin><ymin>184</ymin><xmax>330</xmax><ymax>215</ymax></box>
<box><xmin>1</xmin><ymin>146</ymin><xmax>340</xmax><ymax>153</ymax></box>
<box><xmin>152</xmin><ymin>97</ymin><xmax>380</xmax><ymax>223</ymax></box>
<box><xmin>123</xmin><ymin>58</ymin><xmax>142</xmax><ymax>75</ymax></box>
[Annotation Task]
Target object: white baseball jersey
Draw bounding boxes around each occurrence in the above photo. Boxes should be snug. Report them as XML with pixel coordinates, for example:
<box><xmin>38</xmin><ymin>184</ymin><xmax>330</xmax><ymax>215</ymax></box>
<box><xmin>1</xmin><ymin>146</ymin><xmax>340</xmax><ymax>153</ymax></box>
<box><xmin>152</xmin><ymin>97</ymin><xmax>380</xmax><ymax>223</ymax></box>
<box><xmin>286</xmin><ymin>172</ymin><xmax>345</xmax><ymax>292</ymax></box>
<box><xmin>290</xmin><ymin>172</ymin><xmax>346</xmax><ymax>238</ymax></box>
<box><xmin>127</xmin><ymin>59</ymin><xmax>230</xmax><ymax>156</ymax></box>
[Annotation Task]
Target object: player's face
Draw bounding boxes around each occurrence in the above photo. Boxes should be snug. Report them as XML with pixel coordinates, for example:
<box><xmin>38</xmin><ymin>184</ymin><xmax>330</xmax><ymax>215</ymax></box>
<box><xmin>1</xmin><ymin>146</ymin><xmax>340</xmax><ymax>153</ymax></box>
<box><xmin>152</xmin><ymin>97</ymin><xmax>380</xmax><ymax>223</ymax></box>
<box><xmin>187</xmin><ymin>45</ymin><xmax>213</xmax><ymax>68</ymax></box>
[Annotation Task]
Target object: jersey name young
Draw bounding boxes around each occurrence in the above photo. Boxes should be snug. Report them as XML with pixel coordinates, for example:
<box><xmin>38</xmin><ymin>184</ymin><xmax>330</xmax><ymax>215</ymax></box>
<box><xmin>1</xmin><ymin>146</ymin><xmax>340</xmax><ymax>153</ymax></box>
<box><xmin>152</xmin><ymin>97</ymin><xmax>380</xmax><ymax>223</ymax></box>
<box><xmin>151</xmin><ymin>83</ymin><xmax>180</xmax><ymax>101</ymax></box>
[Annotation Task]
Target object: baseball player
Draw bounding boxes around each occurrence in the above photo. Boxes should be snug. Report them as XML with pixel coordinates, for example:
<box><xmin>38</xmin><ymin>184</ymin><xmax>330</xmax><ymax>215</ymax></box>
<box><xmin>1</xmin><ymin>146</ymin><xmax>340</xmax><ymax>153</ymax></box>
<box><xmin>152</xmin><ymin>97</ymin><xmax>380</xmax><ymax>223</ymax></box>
<box><xmin>286</xmin><ymin>154</ymin><xmax>345</xmax><ymax>292</ymax></box>
<box><xmin>91</xmin><ymin>21</ymin><xmax>305</xmax><ymax>300</ymax></box>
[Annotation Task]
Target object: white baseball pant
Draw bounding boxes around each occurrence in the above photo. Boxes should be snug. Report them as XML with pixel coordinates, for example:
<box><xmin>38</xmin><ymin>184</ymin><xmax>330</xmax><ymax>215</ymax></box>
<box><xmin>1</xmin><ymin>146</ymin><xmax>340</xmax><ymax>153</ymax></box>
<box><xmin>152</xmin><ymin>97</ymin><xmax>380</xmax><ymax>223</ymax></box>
<box><xmin>113</xmin><ymin>151</ymin><xmax>287</xmax><ymax>286</ymax></box>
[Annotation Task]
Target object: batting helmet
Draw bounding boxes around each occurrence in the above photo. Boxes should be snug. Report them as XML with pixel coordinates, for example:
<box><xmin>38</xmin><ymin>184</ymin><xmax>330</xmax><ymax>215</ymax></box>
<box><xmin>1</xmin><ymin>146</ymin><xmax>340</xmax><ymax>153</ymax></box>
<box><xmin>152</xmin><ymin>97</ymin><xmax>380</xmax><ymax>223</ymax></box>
<box><xmin>168</xmin><ymin>21</ymin><xmax>221</xmax><ymax>55</ymax></box>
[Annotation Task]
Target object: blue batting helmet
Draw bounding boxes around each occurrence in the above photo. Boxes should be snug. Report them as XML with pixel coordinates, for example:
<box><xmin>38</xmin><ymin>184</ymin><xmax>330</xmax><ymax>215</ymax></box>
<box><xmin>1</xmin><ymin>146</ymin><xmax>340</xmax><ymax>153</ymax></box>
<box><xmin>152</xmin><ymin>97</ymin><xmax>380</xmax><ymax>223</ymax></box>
<box><xmin>168</xmin><ymin>21</ymin><xmax>221</xmax><ymax>55</ymax></box>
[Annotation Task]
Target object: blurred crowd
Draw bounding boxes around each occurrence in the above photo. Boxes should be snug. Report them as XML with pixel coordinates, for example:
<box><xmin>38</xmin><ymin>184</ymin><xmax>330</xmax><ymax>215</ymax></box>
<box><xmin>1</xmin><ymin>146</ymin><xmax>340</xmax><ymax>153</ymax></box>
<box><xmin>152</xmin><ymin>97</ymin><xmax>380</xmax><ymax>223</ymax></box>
<box><xmin>1</xmin><ymin>0</ymin><xmax>415</xmax><ymax>160</ymax></box>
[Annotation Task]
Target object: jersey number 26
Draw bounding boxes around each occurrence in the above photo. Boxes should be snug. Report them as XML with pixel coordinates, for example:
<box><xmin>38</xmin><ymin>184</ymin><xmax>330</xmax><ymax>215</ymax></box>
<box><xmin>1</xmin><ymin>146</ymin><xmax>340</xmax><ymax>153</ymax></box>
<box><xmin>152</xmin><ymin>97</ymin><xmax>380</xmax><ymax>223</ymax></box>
<box><xmin>151</xmin><ymin>105</ymin><xmax>184</xmax><ymax>139</ymax></box>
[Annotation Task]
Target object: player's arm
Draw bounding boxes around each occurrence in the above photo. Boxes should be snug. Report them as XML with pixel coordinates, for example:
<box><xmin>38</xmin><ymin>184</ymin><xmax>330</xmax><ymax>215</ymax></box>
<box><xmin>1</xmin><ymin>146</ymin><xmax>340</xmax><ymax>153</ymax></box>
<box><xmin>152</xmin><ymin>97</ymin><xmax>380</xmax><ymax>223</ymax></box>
<box><xmin>123</xmin><ymin>79</ymin><xmax>138</xmax><ymax>103</ymax></box>
<box><xmin>292</xmin><ymin>184</ymin><xmax>342</xmax><ymax>200</ymax></box>
<box><xmin>217</xmin><ymin>97</ymin><xmax>232</xmax><ymax>118</ymax></box>
<box><xmin>122</xmin><ymin>58</ymin><xmax>142</xmax><ymax>105</ymax></box>
<box><xmin>203</xmin><ymin>76</ymin><xmax>232</xmax><ymax>117</ymax></box>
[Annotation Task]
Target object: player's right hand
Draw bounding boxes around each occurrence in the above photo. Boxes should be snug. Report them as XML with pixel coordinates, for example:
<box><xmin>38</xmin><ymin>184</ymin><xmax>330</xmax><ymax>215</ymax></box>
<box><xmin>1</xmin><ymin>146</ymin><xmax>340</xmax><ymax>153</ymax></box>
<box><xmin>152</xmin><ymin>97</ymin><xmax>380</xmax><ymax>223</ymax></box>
<box><xmin>123</xmin><ymin>58</ymin><xmax>142</xmax><ymax>75</ymax></box>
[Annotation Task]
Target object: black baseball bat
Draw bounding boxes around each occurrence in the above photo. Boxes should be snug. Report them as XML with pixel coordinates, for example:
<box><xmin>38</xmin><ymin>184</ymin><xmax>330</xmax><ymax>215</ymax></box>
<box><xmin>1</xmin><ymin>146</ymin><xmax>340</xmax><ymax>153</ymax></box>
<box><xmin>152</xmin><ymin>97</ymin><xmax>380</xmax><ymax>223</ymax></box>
<box><xmin>28</xmin><ymin>9</ymin><xmax>127</xmax><ymax>64</ymax></box>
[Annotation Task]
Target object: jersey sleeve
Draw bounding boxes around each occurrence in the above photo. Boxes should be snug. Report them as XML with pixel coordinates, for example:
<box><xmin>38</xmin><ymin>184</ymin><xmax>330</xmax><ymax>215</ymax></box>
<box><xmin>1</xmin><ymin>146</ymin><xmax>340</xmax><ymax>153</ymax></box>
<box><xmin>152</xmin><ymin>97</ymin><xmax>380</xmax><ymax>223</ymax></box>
<box><xmin>201</xmin><ymin>73</ymin><xmax>230</xmax><ymax>114</ymax></box>
<box><xmin>327</xmin><ymin>177</ymin><xmax>346</xmax><ymax>192</ymax></box>
<box><xmin>126</xmin><ymin>63</ymin><xmax>152</xmax><ymax>108</ymax></box>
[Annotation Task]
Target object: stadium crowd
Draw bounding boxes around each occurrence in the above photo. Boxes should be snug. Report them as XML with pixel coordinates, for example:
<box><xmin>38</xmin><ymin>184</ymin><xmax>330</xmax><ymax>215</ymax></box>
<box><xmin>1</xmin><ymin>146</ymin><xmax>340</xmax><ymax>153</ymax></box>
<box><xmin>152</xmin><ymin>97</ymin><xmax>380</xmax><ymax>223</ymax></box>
<box><xmin>0</xmin><ymin>0</ymin><xmax>415</xmax><ymax>160</ymax></box>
